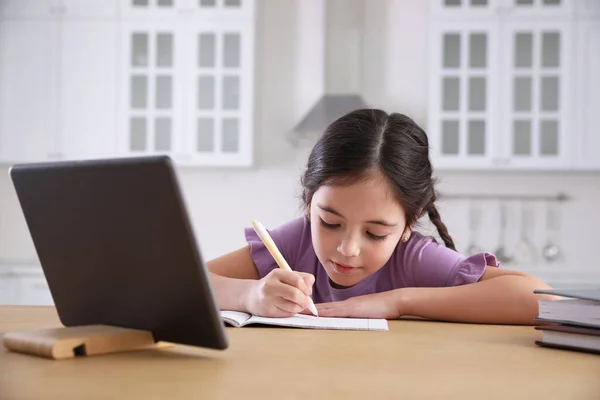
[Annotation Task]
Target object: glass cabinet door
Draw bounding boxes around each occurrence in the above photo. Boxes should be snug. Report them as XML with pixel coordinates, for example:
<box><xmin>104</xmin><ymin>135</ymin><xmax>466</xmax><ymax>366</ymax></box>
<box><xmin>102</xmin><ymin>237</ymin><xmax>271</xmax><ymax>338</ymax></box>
<box><xmin>184</xmin><ymin>21</ymin><xmax>253</xmax><ymax>166</ymax></box>
<box><xmin>428</xmin><ymin>21</ymin><xmax>500</xmax><ymax>169</ymax></box>
<box><xmin>121</xmin><ymin>24</ymin><xmax>184</xmax><ymax>158</ymax></box>
<box><xmin>500</xmin><ymin>22</ymin><xmax>572</xmax><ymax>168</ymax></box>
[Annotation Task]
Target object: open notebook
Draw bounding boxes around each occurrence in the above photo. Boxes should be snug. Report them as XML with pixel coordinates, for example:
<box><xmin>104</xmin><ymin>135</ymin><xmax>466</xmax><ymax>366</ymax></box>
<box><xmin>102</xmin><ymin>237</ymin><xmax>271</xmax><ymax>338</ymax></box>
<box><xmin>220</xmin><ymin>311</ymin><xmax>389</xmax><ymax>331</ymax></box>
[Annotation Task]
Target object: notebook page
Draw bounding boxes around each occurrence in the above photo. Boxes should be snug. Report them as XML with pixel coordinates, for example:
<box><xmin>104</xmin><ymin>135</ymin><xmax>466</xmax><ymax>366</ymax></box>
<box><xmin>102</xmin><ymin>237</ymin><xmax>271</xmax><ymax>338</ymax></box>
<box><xmin>247</xmin><ymin>314</ymin><xmax>389</xmax><ymax>331</ymax></box>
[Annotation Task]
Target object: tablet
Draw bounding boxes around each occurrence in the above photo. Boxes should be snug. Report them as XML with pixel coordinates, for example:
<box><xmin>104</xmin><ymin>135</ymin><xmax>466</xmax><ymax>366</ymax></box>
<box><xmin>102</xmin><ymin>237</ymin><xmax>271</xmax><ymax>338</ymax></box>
<box><xmin>9</xmin><ymin>155</ymin><xmax>228</xmax><ymax>350</ymax></box>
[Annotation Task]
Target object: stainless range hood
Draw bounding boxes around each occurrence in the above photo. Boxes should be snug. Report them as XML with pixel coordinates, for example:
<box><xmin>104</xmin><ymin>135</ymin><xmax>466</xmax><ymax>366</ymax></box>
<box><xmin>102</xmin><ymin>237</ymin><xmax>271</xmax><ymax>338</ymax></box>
<box><xmin>290</xmin><ymin>0</ymin><xmax>368</xmax><ymax>146</ymax></box>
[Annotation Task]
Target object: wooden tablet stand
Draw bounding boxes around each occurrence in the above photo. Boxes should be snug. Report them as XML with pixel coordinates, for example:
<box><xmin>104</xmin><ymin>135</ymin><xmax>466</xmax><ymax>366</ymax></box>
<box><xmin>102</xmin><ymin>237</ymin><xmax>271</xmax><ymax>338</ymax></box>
<box><xmin>3</xmin><ymin>325</ymin><xmax>173</xmax><ymax>360</ymax></box>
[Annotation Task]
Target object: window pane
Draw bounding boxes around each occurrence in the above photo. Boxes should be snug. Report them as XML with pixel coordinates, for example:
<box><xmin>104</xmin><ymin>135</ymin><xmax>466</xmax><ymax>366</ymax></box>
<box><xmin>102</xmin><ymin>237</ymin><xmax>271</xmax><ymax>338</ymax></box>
<box><xmin>223</xmin><ymin>76</ymin><xmax>240</xmax><ymax>110</ymax></box>
<box><xmin>515</xmin><ymin>33</ymin><xmax>533</xmax><ymax>68</ymax></box>
<box><xmin>155</xmin><ymin>76</ymin><xmax>172</xmax><ymax>109</ymax></box>
<box><xmin>222</xmin><ymin>118</ymin><xmax>239</xmax><ymax>152</ymax></box>
<box><xmin>443</xmin><ymin>77</ymin><xmax>460</xmax><ymax>111</ymax></box>
<box><xmin>468</xmin><ymin>120</ymin><xmax>485</xmax><ymax>155</ymax></box>
<box><xmin>157</xmin><ymin>0</ymin><xmax>173</xmax><ymax>6</ymax></box>
<box><xmin>223</xmin><ymin>33</ymin><xmax>241</xmax><ymax>68</ymax></box>
<box><xmin>131</xmin><ymin>76</ymin><xmax>147</xmax><ymax>109</ymax></box>
<box><xmin>154</xmin><ymin>118</ymin><xmax>171</xmax><ymax>151</ymax></box>
<box><xmin>198</xmin><ymin>76</ymin><xmax>215</xmax><ymax>109</ymax></box>
<box><xmin>471</xmin><ymin>0</ymin><xmax>487</xmax><ymax>5</ymax></box>
<box><xmin>200</xmin><ymin>0</ymin><xmax>216</xmax><ymax>6</ymax></box>
<box><xmin>469</xmin><ymin>77</ymin><xmax>486</xmax><ymax>111</ymax></box>
<box><xmin>469</xmin><ymin>33</ymin><xmax>487</xmax><ymax>68</ymax></box>
<box><xmin>513</xmin><ymin>120</ymin><xmax>531</xmax><ymax>155</ymax></box>
<box><xmin>514</xmin><ymin>77</ymin><xmax>532</xmax><ymax>112</ymax></box>
<box><xmin>542</xmin><ymin>32</ymin><xmax>560</xmax><ymax>68</ymax></box>
<box><xmin>156</xmin><ymin>33</ymin><xmax>173</xmax><ymax>67</ymax></box>
<box><xmin>540</xmin><ymin>120</ymin><xmax>558</xmax><ymax>155</ymax></box>
<box><xmin>541</xmin><ymin>76</ymin><xmax>559</xmax><ymax>111</ymax></box>
<box><xmin>225</xmin><ymin>0</ymin><xmax>241</xmax><ymax>6</ymax></box>
<box><xmin>443</xmin><ymin>34</ymin><xmax>460</xmax><ymax>68</ymax></box>
<box><xmin>130</xmin><ymin>118</ymin><xmax>146</xmax><ymax>151</ymax></box>
<box><xmin>197</xmin><ymin>118</ymin><xmax>214</xmax><ymax>152</ymax></box>
<box><xmin>445</xmin><ymin>0</ymin><xmax>461</xmax><ymax>5</ymax></box>
<box><xmin>442</xmin><ymin>120</ymin><xmax>460</xmax><ymax>155</ymax></box>
<box><xmin>133</xmin><ymin>0</ymin><xmax>148</xmax><ymax>6</ymax></box>
<box><xmin>132</xmin><ymin>33</ymin><xmax>148</xmax><ymax>67</ymax></box>
<box><xmin>199</xmin><ymin>33</ymin><xmax>216</xmax><ymax>68</ymax></box>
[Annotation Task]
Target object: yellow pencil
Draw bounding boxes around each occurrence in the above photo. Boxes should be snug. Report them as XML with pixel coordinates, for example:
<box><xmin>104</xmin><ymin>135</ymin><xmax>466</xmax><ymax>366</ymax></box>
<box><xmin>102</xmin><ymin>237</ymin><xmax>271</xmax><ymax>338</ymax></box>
<box><xmin>251</xmin><ymin>220</ymin><xmax>319</xmax><ymax>317</ymax></box>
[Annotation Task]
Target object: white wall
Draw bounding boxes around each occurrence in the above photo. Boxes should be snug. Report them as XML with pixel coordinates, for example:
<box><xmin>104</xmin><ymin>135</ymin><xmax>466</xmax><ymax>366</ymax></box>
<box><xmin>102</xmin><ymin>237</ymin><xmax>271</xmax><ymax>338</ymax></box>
<box><xmin>0</xmin><ymin>0</ymin><xmax>598</xmax><ymax>286</ymax></box>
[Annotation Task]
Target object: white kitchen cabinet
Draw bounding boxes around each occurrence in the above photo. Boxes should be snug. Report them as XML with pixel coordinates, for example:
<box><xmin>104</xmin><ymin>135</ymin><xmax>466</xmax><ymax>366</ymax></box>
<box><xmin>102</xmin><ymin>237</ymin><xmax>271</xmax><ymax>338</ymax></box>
<box><xmin>428</xmin><ymin>21</ymin><xmax>501</xmax><ymax>169</ymax></box>
<box><xmin>0</xmin><ymin>0</ymin><xmax>255</xmax><ymax>167</ymax></box>
<box><xmin>119</xmin><ymin>13</ymin><xmax>254</xmax><ymax>166</ymax></box>
<box><xmin>61</xmin><ymin>21</ymin><xmax>119</xmax><ymax>160</ymax></box>
<box><xmin>0</xmin><ymin>0</ymin><xmax>118</xmax><ymax>21</ymax></box>
<box><xmin>498</xmin><ymin>21</ymin><xmax>572</xmax><ymax>169</ymax></box>
<box><xmin>574</xmin><ymin>20</ymin><xmax>600</xmax><ymax>170</ymax></box>
<box><xmin>427</xmin><ymin>0</ymin><xmax>590</xmax><ymax>171</ymax></box>
<box><xmin>0</xmin><ymin>21</ymin><xmax>61</xmax><ymax>163</ymax></box>
<box><xmin>120</xmin><ymin>0</ymin><xmax>253</xmax><ymax>21</ymax></box>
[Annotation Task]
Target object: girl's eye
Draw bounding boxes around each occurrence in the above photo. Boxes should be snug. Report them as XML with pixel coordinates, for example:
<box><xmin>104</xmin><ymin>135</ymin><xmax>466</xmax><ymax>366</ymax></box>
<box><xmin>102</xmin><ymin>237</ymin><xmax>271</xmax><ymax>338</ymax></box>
<box><xmin>367</xmin><ymin>232</ymin><xmax>388</xmax><ymax>241</ymax></box>
<box><xmin>319</xmin><ymin>218</ymin><xmax>340</xmax><ymax>229</ymax></box>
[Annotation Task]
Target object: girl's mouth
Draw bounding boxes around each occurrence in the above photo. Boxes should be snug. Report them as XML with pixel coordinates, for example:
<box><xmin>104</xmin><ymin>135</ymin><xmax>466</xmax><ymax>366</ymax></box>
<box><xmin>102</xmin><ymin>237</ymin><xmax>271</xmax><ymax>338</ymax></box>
<box><xmin>332</xmin><ymin>262</ymin><xmax>359</xmax><ymax>275</ymax></box>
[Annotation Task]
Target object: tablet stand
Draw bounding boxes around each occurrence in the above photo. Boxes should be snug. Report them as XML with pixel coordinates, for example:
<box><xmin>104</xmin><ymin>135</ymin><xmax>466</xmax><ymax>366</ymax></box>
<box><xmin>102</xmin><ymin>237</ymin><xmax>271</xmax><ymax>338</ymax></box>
<box><xmin>3</xmin><ymin>325</ymin><xmax>173</xmax><ymax>360</ymax></box>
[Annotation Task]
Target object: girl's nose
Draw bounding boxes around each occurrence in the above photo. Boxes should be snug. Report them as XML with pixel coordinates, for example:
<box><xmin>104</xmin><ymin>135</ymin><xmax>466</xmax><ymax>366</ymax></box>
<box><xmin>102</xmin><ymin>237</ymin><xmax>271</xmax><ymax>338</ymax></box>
<box><xmin>337</xmin><ymin>238</ymin><xmax>360</xmax><ymax>257</ymax></box>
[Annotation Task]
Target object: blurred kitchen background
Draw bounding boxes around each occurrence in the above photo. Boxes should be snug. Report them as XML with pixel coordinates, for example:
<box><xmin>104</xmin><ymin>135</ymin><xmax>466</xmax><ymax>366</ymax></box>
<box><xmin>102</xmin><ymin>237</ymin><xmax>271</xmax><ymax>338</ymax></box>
<box><xmin>0</xmin><ymin>0</ymin><xmax>598</xmax><ymax>305</ymax></box>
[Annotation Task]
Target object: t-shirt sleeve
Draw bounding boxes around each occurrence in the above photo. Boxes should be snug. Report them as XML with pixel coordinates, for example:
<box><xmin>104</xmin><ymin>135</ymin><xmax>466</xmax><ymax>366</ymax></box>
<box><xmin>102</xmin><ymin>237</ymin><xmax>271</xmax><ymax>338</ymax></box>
<box><xmin>400</xmin><ymin>234</ymin><xmax>500</xmax><ymax>288</ymax></box>
<box><xmin>244</xmin><ymin>217</ymin><xmax>308</xmax><ymax>279</ymax></box>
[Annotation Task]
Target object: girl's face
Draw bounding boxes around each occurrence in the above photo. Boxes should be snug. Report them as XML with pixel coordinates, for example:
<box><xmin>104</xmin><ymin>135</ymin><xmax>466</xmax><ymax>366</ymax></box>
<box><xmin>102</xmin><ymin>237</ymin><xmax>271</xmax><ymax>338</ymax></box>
<box><xmin>308</xmin><ymin>170</ymin><xmax>408</xmax><ymax>288</ymax></box>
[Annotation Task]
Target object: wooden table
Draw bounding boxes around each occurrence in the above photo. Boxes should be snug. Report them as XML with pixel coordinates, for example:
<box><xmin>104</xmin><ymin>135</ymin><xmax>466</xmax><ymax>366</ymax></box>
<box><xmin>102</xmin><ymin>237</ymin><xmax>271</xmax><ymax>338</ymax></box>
<box><xmin>1</xmin><ymin>306</ymin><xmax>599</xmax><ymax>399</ymax></box>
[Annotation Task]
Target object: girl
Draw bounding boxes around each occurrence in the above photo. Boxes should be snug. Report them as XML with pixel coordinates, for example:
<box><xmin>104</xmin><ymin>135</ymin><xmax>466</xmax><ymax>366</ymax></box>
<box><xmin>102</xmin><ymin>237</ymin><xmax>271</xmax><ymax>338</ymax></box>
<box><xmin>208</xmin><ymin>109</ymin><xmax>554</xmax><ymax>324</ymax></box>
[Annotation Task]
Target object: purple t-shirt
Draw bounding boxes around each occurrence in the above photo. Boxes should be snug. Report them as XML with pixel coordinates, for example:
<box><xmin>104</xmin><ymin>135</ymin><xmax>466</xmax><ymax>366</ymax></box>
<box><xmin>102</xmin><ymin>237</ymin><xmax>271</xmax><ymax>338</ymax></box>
<box><xmin>244</xmin><ymin>216</ymin><xmax>499</xmax><ymax>304</ymax></box>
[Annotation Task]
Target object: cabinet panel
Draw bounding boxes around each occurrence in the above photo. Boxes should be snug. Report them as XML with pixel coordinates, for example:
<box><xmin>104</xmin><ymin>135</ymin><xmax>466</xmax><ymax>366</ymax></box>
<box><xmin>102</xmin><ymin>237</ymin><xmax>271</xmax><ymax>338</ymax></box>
<box><xmin>120</xmin><ymin>0</ymin><xmax>252</xmax><ymax>21</ymax></box>
<box><xmin>184</xmin><ymin>21</ymin><xmax>254</xmax><ymax>166</ymax></box>
<box><xmin>575</xmin><ymin>21</ymin><xmax>600</xmax><ymax>169</ymax></box>
<box><xmin>60</xmin><ymin>21</ymin><xmax>119</xmax><ymax>160</ymax></box>
<box><xmin>499</xmin><ymin>22</ymin><xmax>572</xmax><ymax>169</ymax></box>
<box><xmin>60</xmin><ymin>0</ymin><xmax>119</xmax><ymax>20</ymax></box>
<box><xmin>0</xmin><ymin>21</ymin><xmax>59</xmax><ymax>163</ymax></box>
<box><xmin>119</xmin><ymin>23</ymin><xmax>186</xmax><ymax>160</ymax></box>
<box><xmin>428</xmin><ymin>21</ymin><xmax>501</xmax><ymax>169</ymax></box>
<box><xmin>0</xmin><ymin>1</ymin><xmax>57</xmax><ymax>20</ymax></box>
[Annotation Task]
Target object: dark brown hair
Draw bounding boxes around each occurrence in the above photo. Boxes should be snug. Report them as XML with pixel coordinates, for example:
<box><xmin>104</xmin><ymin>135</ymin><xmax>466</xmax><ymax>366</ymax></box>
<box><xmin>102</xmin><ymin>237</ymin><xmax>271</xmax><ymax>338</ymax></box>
<box><xmin>300</xmin><ymin>108</ymin><xmax>456</xmax><ymax>251</ymax></box>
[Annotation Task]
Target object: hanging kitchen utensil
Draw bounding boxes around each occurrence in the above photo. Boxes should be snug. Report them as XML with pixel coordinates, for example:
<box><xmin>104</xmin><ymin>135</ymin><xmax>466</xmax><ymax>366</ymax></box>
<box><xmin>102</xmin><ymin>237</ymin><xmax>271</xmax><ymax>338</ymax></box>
<box><xmin>513</xmin><ymin>200</ymin><xmax>537</xmax><ymax>265</ymax></box>
<box><xmin>542</xmin><ymin>199</ymin><xmax>561</xmax><ymax>263</ymax></box>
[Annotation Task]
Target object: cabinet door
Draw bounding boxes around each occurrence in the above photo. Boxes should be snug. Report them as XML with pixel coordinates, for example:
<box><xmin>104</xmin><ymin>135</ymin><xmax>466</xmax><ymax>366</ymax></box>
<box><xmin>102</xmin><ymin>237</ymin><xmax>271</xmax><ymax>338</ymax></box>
<box><xmin>60</xmin><ymin>21</ymin><xmax>119</xmax><ymax>161</ymax></box>
<box><xmin>429</xmin><ymin>0</ymin><xmax>502</xmax><ymax>20</ymax></box>
<box><xmin>500</xmin><ymin>0</ymin><xmax>574</xmax><ymax>18</ymax></box>
<box><xmin>499</xmin><ymin>22</ymin><xmax>572</xmax><ymax>169</ymax></box>
<box><xmin>428</xmin><ymin>21</ymin><xmax>500</xmax><ymax>169</ymax></box>
<box><xmin>575</xmin><ymin>21</ymin><xmax>600</xmax><ymax>170</ymax></box>
<box><xmin>60</xmin><ymin>0</ymin><xmax>119</xmax><ymax>20</ymax></box>
<box><xmin>120</xmin><ymin>0</ymin><xmax>190</xmax><ymax>20</ymax></box>
<box><xmin>119</xmin><ymin>23</ymin><xmax>185</xmax><ymax>160</ymax></box>
<box><xmin>0</xmin><ymin>1</ymin><xmax>58</xmax><ymax>20</ymax></box>
<box><xmin>183</xmin><ymin>21</ymin><xmax>254</xmax><ymax>166</ymax></box>
<box><xmin>0</xmin><ymin>21</ymin><xmax>60</xmax><ymax>163</ymax></box>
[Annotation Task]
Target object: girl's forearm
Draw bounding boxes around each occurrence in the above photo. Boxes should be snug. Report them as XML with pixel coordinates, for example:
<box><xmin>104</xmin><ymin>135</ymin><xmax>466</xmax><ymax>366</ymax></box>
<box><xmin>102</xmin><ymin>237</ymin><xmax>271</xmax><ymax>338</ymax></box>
<box><xmin>209</xmin><ymin>272</ymin><xmax>254</xmax><ymax>312</ymax></box>
<box><xmin>398</xmin><ymin>275</ymin><xmax>555</xmax><ymax>325</ymax></box>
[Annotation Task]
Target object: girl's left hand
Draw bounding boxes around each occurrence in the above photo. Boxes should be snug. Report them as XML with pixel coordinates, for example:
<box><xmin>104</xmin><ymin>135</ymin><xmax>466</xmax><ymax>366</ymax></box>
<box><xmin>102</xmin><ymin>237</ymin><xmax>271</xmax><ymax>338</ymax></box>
<box><xmin>315</xmin><ymin>291</ymin><xmax>404</xmax><ymax>319</ymax></box>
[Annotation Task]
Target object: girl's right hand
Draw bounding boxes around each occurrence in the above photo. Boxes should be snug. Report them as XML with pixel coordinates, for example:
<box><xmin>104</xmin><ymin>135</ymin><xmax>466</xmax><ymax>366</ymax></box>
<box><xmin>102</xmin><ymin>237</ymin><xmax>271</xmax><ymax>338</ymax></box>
<box><xmin>243</xmin><ymin>269</ymin><xmax>315</xmax><ymax>317</ymax></box>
